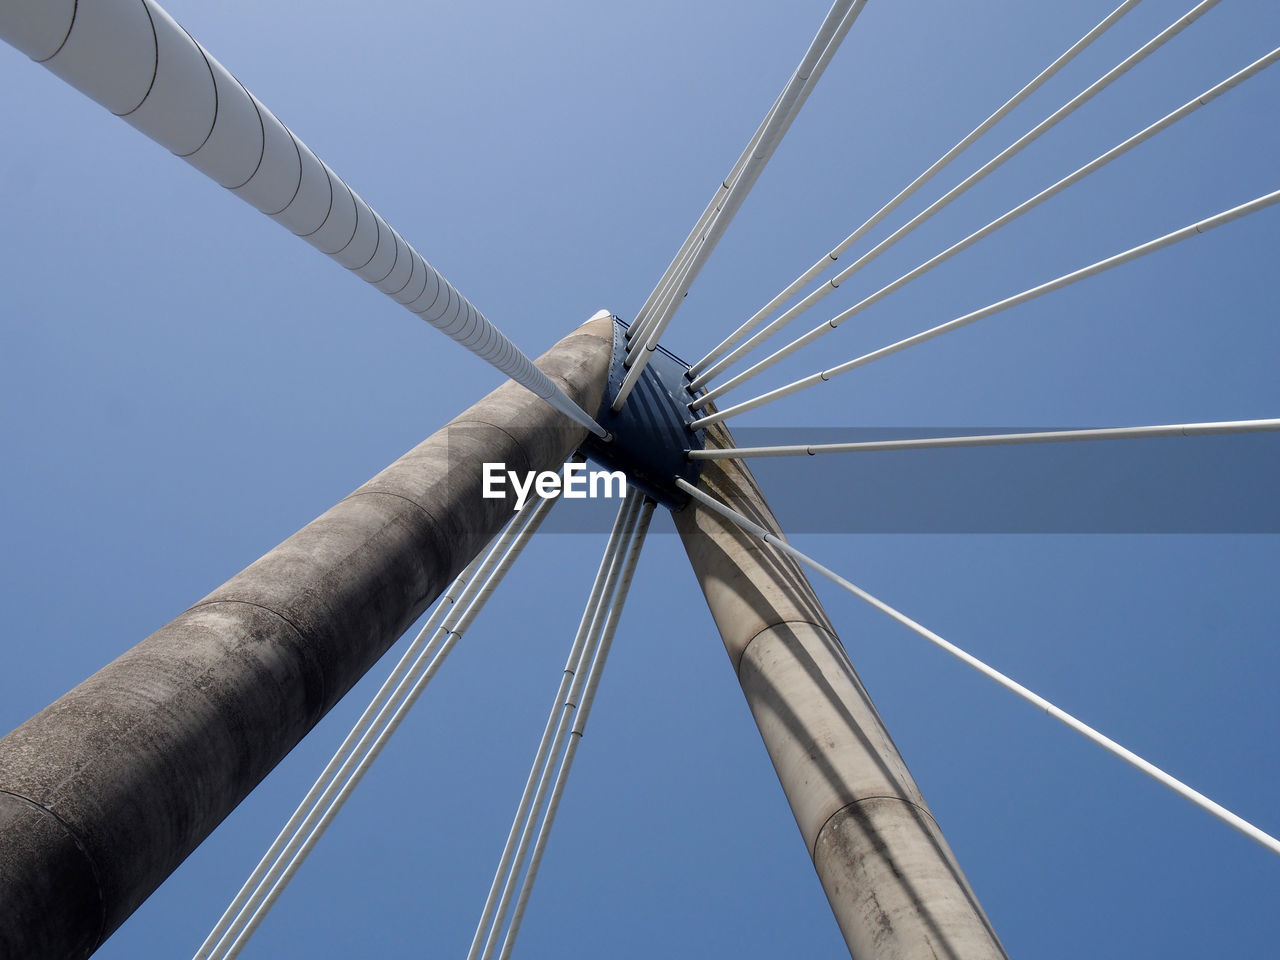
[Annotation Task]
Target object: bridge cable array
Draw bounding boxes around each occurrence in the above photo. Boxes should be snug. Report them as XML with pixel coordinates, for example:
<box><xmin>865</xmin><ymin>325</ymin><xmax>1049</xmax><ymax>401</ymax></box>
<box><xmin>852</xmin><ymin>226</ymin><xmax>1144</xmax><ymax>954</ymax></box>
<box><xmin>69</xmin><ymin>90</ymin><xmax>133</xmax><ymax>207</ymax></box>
<box><xmin>612</xmin><ymin>0</ymin><xmax>870</xmax><ymax>412</ymax></box>
<box><xmin>690</xmin><ymin>43</ymin><xmax>1280</xmax><ymax>410</ymax></box>
<box><xmin>689</xmin><ymin>0</ymin><xmax>1147</xmax><ymax>380</ymax></box>
<box><xmin>689</xmin><ymin>187</ymin><xmax>1280</xmax><ymax>430</ymax></box>
<box><xmin>194</xmin><ymin>489</ymin><xmax>559</xmax><ymax>960</ymax></box>
<box><xmin>469</xmin><ymin>490</ymin><xmax>655</xmax><ymax>960</ymax></box>
<box><xmin>689</xmin><ymin>0</ymin><xmax>1225</xmax><ymax>391</ymax></box>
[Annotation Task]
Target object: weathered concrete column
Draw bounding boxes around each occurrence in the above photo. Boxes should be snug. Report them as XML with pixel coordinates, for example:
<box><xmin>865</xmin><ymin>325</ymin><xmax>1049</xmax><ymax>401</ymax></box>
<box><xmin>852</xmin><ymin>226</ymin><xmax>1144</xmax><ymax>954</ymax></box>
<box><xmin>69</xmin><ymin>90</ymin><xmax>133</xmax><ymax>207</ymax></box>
<box><xmin>0</xmin><ymin>316</ymin><xmax>614</xmax><ymax>960</ymax></box>
<box><xmin>674</xmin><ymin>421</ymin><xmax>1007</xmax><ymax>960</ymax></box>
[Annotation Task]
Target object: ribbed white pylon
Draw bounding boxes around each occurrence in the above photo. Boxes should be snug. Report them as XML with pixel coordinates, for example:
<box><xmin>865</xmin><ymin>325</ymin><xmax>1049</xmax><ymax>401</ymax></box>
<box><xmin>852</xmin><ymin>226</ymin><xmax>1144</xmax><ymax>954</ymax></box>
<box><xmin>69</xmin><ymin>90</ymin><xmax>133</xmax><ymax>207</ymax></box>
<box><xmin>0</xmin><ymin>0</ymin><xmax>605</xmax><ymax>437</ymax></box>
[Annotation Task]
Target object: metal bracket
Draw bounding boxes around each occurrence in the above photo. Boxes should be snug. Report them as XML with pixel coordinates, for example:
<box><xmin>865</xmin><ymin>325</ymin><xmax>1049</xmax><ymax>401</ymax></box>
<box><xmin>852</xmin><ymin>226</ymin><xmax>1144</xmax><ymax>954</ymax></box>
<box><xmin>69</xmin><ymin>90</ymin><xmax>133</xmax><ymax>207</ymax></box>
<box><xmin>580</xmin><ymin>316</ymin><xmax>705</xmax><ymax>509</ymax></box>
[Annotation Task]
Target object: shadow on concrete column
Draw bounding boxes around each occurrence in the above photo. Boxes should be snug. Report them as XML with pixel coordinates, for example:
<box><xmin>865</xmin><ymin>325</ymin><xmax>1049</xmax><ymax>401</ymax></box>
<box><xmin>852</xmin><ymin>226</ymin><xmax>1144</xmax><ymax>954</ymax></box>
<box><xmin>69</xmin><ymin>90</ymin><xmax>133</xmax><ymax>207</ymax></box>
<box><xmin>674</xmin><ymin>418</ymin><xmax>1008</xmax><ymax>960</ymax></box>
<box><xmin>0</xmin><ymin>317</ymin><xmax>614</xmax><ymax>960</ymax></box>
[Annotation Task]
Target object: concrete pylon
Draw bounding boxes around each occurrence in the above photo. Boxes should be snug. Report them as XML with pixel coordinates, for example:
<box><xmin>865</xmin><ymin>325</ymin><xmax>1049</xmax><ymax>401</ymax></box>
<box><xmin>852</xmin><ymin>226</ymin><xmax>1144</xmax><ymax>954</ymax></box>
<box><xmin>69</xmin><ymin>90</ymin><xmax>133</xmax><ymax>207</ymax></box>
<box><xmin>0</xmin><ymin>317</ymin><xmax>615</xmax><ymax>960</ymax></box>
<box><xmin>674</xmin><ymin>420</ymin><xmax>1008</xmax><ymax>960</ymax></box>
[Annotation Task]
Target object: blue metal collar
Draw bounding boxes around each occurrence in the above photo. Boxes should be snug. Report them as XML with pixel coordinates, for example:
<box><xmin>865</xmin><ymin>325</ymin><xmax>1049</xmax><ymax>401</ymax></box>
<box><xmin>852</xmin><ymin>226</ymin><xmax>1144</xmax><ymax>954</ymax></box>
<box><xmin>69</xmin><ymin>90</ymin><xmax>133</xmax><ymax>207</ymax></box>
<box><xmin>580</xmin><ymin>317</ymin><xmax>706</xmax><ymax>509</ymax></box>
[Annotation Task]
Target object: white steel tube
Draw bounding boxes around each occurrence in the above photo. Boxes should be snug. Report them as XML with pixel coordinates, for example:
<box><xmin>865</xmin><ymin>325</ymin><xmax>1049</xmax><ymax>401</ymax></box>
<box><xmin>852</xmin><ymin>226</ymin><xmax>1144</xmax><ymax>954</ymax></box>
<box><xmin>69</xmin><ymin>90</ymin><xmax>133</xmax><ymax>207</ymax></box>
<box><xmin>628</xmin><ymin>241</ymin><xmax>701</xmax><ymax>352</ymax></box>
<box><xmin>207</xmin><ymin>505</ymin><xmax>542</xmax><ymax>960</ymax></box>
<box><xmin>687</xmin><ymin>419</ymin><xmax>1280</xmax><ymax>459</ymax></box>
<box><xmin>625</xmin><ymin>104</ymin><xmax>807</xmax><ymax>358</ymax></box>
<box><xmin>688</xmin><ymin>0</ymin><xmax>1222</xmax><ymax>390</ymax></box>
<box><xmin>627</xmin><ymin>87</ymin><xmax>789</xmax><ymax>346</ymax></box>
<box><xmin>477</xmin><ymin>492</ymin><xmax>645</xmax><ymax>960</ymax></box>
<box><xmin>626</xmin><ymin>0</ymin><xmax>864</xmax><ymax>359</ymax></box>
<box><xmin>193</xmin><ymin>543</ymin><xmax>495</xmax><ymax>960</ymax></box>
<box><xmin>497</xmin><ymin>498</ymin><xmax>656</xmax><ymax>960</ymax></box>
<box><xmin>624</xmin><ymin>0</ymin><xmax>865</xmax><ymax>363</ymax></box>
<box><xmin>620</xmin><ymin>2</ymin><xmax>863</xmax><ymax>376</ymax></box>
<box><xmin>692</xmin><ymin>45</ymin><xmax>1280</xmax><ymax>408</ymax></box>
<box><xmin>569</xmin><ymin>499</ymin><xmax>655</xmax><ymax>733</ymax></box>
<box><xmin>689</xmin><ymin>0</ymin><xmax>1145</xmax><ymax>378</ymax></box>
<box><xmin>211</xmin><ymin>494</ymin><xmax>557</xmax><ymax>960</ymax></box>
<box><xmin>0</xmin><ymin>0</ymin><xmax>606</xmax><ymax>438</ymax></box>
<box><xmin>674</xmin><ymin>479</ymin><xmax>1280</xmax><ymax>860</ymax></box>
<box><xmin>466</xmin><ymin>493</ymin><xmax>640</xmax><ymax>960</ymax></box>
<box><xmin>613</xmin><ymin>0</ymin><xmax>868</xmax><ymax>411</ymax></box>
<box><xmin>689</xmin><ymin>188</ymin><xmax>1280</xmax><ymax>430</ymax></box>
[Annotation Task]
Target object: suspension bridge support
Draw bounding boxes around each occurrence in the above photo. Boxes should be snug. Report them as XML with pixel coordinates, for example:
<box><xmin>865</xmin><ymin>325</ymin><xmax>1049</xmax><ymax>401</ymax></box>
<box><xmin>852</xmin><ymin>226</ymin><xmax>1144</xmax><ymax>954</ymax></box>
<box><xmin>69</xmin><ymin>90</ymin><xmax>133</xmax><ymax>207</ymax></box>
<box><xmin>674</xmin><ymin>421</ymin><xmax>1007</xmax><ymax>960</ymax></box>
<box><xmin>0</xmin><ymin>316</ymin><xmax>615</xmax><ymax>960</ymax></box>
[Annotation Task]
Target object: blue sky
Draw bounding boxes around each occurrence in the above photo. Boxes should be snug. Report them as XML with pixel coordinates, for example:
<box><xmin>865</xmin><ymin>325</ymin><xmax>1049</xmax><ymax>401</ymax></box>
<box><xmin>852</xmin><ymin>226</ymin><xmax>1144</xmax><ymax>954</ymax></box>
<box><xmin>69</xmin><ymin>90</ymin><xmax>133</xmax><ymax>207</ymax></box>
<box><xmin>1</xmin><ymin>0</ymin><xmax>1278</xmax><ymax>956</ymax></box>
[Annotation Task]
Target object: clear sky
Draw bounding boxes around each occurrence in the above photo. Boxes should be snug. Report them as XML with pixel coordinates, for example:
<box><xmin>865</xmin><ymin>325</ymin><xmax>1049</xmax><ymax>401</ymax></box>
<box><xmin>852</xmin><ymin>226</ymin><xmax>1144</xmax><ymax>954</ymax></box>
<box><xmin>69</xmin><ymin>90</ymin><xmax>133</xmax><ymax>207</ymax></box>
<box><xmin>1</xmin><ymin>0</ymin><xmax>1278</xmax><ymax>957</ymax></box>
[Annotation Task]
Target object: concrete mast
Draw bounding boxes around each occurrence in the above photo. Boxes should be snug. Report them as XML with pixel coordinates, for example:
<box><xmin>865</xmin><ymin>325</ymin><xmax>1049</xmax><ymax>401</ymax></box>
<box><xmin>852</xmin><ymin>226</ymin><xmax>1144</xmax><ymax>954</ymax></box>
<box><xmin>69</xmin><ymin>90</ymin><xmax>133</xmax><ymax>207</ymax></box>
<box><xmin>674</xmin><ymin>420</ymin><xmax>1008</xmax><ymax>960</ymax></box>
<box><xmin>0</xmin><ymin>317</ymin><xmax>615</xmax><ymax>960</ymax></box>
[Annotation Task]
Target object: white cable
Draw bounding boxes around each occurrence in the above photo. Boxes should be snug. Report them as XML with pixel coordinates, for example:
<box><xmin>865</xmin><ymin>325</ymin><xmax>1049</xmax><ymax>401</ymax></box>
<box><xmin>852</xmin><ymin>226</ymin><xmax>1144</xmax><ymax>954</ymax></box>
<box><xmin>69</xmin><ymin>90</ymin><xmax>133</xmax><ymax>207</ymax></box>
<box><xmin>467</xmin><ymin>492</ymin><xmax>641</xmax><ymax>960</ymax></box>
<box><xmin>624</xmin><ymin>0</ymin><xmax>867</xmax><ymax>367</ymax></box>
<box><xmin>621</xmin><ymin>0</ymin><xmax>863</xmax><ymax>368</ymax></box>
<box><xmin>206</xmin><ymin>492</ymin><xmax>557</xmax><ymax>959</ymax></box>
<box><xmin>192</xmin><ymin>542</ymin><xmax>495</xmax><ymax>960</ymax></box>
<box><xmin>687</xmin><ymin>418</ymin><xmax>1280</xmax><ymax>459</ymax></box>
<box><xmin>625</xmin><ymin>0</ymin><xmax>865</xmax><ymax>357</ymax></box>
<box><xmin>219</xmin><ymin>495</ymin><xmax>556</xmax><ymax>959</ymax></box>
<box><xmin>689</xmin><ymin>0</ymin><xmax>1145</xmax><ymax>378</ymax></box>
<box><xmin>688</xmin><ymin>0</ymin><xmax>1223</xmax><ymax>390</ymax></box>
<box><xmin>0</xmin><ymin>0</ymin><xmax>605</xmax><ymax>438</ymax></box>
<box><xmin>689</xmin><ymin>187</ymin><xmax>1280</xmax><ymax>430</ymax></box>
<box><xmin>611</xmin><ymin>0</ymin><xmax>869</xmax><ymax>412</ymax></box>
<box><xmin>674</xmin><ymin>479</ymin><xmax>1280</xmax><ymax>859</ymax></box>
<box><xmin>476</xmin><ymin>491</ymin><xmax>644</xmax><ymax>960</ymax></box>
<box><xmin>497</xmin><ymin>498</ymin><xmax>656</xmax><ymax>960</ymax></box>
<box><xmin>629</xmin><ymin>241</ymin><xmax>700</xmax><ymax>349</ymax></box>
<box><xmin>692</xmin><ymin>45</ymin><xmax>1280</xmax><ymax>408</ymax></box>
<box><xmin>626</xmin><ymin>87</ymin><xmax>788</xmax><ymax>347</ymax></box>
<box><xmin>208</xmin><ymin>505</ymin><xmax>540</xmax><ymax>960</ymax></box>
